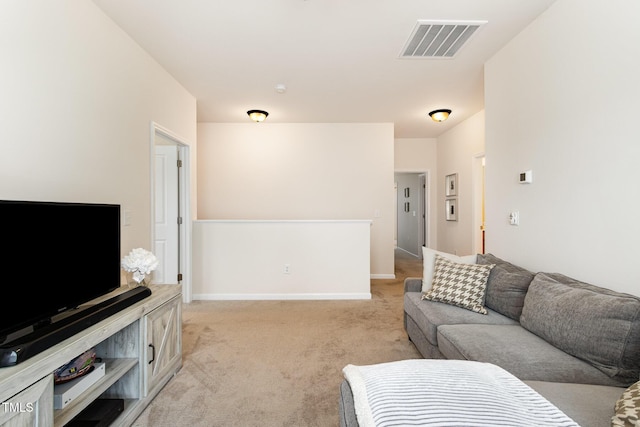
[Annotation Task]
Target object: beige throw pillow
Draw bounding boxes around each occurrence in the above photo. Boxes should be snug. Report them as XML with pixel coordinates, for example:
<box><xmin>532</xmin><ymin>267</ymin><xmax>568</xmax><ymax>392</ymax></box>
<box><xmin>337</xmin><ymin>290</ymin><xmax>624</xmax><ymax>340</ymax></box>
<box><xmin>422</xmin><ymin>247</ymin><xmax>477</xmax><ymax>292</ymax></box>
<box><xmin>612</xmin><ymin>381</ymin><xmax>640</xmax><ymax>426</ymax></box>
<box><xmin>421</xmin><ymin>254</ymin><xmax>494</xmax><ymax>314</ymax></box>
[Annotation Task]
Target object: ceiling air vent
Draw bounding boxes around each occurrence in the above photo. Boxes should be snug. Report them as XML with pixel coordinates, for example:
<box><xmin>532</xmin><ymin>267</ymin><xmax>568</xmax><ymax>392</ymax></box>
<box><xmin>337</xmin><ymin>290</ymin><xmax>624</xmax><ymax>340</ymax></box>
<box><xmin>400</xmin><ymin>20</ymin><xmax>486</xmax><ymax>59</ymax></box>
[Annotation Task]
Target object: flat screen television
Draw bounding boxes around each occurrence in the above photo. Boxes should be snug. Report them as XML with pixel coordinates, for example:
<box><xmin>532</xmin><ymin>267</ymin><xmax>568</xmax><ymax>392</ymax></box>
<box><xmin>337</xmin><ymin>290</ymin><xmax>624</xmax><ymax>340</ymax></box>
<box><xmin>0</xmin><ymin>200</ymin><xmax>122</xmax><ymax>348</ymax></box>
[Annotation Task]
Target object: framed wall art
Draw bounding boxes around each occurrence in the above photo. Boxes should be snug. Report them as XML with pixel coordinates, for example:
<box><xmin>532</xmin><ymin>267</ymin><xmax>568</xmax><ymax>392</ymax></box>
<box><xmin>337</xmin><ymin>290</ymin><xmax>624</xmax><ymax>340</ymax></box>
<box><xmin>445</xmin><ymin>198</ymin><xmax>457</xmax><ymax>221</ymax></box>
<box><xmin>445</xmin><ymin>173</ymin><xmax>457</xmax><ymax>197</ymax></box>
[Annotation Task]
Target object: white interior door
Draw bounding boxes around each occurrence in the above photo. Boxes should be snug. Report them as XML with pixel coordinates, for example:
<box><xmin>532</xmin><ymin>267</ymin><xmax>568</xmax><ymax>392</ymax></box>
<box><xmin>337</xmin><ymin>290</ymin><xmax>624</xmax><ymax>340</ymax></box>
<box><xmin>154</xmin><ymin>144</ymin><xmax>180</xmax><ymax>284</ymax></box>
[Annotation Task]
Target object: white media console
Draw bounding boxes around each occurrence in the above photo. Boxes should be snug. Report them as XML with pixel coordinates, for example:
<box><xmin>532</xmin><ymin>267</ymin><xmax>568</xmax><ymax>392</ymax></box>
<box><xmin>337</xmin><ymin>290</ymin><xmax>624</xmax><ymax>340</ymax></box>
<box><xmin>0</xmin><ymin>284</ymin><xmax>182</xmax><ymax>426</ymax></box>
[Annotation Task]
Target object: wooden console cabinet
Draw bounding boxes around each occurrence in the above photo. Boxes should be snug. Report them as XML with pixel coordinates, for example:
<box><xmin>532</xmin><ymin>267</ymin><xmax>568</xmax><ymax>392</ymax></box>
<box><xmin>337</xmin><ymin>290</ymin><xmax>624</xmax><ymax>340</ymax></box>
<box><xmin>0</xmin><ymin>284</ymin><xmax>182</xmax><ymax>427</ymax></box>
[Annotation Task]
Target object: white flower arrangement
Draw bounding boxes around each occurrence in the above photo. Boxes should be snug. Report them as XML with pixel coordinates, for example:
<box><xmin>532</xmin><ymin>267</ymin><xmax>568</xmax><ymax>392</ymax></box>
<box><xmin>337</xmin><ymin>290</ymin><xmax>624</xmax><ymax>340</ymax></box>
<box><xmin>121</xmin><ymin>248</ymin><xmax>159</xmax><ymax>285</ymax></box>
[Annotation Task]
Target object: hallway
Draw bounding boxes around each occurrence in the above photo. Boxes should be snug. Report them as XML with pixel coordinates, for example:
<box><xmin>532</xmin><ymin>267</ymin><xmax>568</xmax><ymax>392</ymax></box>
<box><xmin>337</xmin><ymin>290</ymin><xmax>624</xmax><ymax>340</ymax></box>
<box><xmin>394</xmin><ymin>248</ymin><xmax>423</xmax><ymax>282</ymax></box>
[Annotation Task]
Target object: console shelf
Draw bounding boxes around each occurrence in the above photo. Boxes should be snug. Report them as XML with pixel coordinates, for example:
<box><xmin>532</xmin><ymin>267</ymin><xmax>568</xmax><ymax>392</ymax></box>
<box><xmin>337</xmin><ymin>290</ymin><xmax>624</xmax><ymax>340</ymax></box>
<box><xmin>0</xmin><ymin>284</ymin><xmax>182</xmax><ymax>427</ymax></box>
<box><xmin>53</xmin><ymin>358</ymin><xmax>138</xmax><ymax>426</ymax></box>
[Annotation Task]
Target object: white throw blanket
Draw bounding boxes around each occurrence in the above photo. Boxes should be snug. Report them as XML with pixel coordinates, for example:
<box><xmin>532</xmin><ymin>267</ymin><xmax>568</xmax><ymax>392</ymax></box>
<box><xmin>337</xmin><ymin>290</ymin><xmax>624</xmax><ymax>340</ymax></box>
<box><xmin>342</xmin><ymin>359</ymin><xmax>579</xmax><ymax>427</ymax></box>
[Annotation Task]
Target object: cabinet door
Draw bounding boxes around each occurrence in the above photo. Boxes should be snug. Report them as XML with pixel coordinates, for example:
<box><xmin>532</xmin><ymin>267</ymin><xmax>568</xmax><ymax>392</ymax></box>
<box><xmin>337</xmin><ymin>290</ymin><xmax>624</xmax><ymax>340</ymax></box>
<box><xmin>0</xmin><ymin>375</ymin><xmax>53</xmax><ymax>427</ymax></box>
<box><xmin>145</xmin><ymin>295</ymin><xmax>182</xmax><ymax>396</ymax></box>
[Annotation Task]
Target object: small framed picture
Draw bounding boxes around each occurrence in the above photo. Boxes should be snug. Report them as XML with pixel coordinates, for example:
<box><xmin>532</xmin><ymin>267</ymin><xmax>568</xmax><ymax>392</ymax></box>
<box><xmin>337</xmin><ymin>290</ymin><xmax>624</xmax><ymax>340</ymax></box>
<box><xmin>445</xmin><ymin>173</ymin><xmax>457</xmax><ymax>197</ymax></box>
<box><xmin>445</xmin><ymin>198</ymin><xmax>457</xmax><ymax>221</ymax></box>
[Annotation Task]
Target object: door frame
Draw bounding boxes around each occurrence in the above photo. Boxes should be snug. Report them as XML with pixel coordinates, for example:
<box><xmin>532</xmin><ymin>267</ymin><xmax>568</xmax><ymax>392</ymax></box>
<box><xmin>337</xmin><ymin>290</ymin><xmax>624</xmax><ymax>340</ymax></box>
<box><xmin>472</xmin><ymin>152</ymin><xmax>485</xmax><ymax>255</ymax></box>
<box><xmin>394</xmin><ymin>169</ymin><xmax>431</xmax><ymax>255</ymax></box>
<box><xmin>149</xmin><ymin>122</ymin><xmax>192</xmax><ymax>303</ymax></box>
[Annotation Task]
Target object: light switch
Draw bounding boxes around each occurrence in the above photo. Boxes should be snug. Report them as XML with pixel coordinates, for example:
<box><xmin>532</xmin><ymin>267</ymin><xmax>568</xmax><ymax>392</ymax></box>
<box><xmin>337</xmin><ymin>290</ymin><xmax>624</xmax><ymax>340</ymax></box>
<box><xmin>519</xmin><ymin>170</ymin><xmax>533</xmax><ymax>184</ymax></box>
<box><xmin>123</xmin><ymin>209</ymin><xmax>132</xmax><ymax>226</ymax></box>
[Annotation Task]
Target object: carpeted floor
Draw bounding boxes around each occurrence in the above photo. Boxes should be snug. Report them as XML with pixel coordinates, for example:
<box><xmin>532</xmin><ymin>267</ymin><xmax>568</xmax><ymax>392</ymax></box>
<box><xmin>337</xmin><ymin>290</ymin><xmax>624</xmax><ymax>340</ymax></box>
<box><xmin>132</xmin><ymin>249</ymin><xmax>423</xmax><ymax>427</ymax></box>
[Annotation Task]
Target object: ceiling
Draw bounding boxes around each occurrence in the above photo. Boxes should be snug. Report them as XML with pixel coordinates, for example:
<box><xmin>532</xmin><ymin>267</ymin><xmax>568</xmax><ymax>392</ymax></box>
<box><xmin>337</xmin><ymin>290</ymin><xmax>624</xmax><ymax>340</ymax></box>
<box><xmin>93</xmin><ymin>0</ymin><xmax>557</xmax><ymax>138</ymax></box>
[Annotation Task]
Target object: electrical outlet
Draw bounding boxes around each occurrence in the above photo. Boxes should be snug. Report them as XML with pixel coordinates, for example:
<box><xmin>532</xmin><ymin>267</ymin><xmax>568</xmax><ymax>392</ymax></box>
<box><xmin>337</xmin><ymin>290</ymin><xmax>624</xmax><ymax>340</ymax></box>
<box><xmin>283</xmin><ymin>264</ymin><xmax>291</xmax><ymax>274</ymax></box>
<box><xmin>509</xmin><ymin>211</ymin><xmax>520</xmax><ymax>226</ymax></box>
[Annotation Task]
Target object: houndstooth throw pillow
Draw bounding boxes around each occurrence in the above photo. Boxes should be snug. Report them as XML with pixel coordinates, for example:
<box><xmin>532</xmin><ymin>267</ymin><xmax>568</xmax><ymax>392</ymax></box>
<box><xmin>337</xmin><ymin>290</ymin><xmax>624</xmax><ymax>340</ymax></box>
<box><xmin>421</xmin><ymin>254</ymin><xmax>494</xmax><ymax>314</ymax></box>
<box><xmin>612</xmin><ymin>381</ymin><xmax>640</xmax><ymax>426</ymax></box>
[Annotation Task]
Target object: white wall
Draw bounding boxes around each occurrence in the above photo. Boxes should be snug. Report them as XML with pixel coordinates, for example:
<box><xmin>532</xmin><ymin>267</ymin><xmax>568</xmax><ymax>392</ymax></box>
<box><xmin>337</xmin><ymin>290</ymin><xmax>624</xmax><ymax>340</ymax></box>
<box><xmin>436</xmin><ymin>111</ymin><xmax>485</xmax><ymax>256</ymax></box>
<box><xmin>395</xmin><ymin>138</ymin><xmax>438</xmax><ymax>250</ymax></box>
<box><xmin>192</xmin><ymin>220</ymin><xmax>371</xmax><ymax>299</ymax></box>
<box><xmin>0</xmin><ymin>1</ymin><xmax>197</xmax><ymax>277</ymax></box>
<box><xmin>197</xmin><ymin>123</ymin><xmax>395</xmax><ymax>277</ymax></box>
<box><xmin>484</xmin><ymin>0</ymin><xmax>640</xmax><ymax>294</ymax></box>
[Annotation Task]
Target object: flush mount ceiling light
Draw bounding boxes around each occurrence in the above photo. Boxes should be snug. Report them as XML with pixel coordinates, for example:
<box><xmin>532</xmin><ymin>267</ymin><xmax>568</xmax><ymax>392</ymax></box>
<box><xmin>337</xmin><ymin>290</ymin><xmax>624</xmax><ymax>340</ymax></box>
<box><xmin>247</xmin><ymin>110</ymin><xmax>269</xmax><ymax>122</ymax></box>
<box><xmin>429</xmin><ymin>109</ymin><xmax>451</xmax><ymax>122</ymax></box>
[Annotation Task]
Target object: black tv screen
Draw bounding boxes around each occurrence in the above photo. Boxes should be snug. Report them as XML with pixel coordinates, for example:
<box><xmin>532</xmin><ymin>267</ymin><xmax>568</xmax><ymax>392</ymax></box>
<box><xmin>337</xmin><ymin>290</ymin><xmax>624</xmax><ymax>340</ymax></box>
<box><xmin>0</xmin><ymin>200</ymin><xmax>121</xmax><ymax>340</ymax></box>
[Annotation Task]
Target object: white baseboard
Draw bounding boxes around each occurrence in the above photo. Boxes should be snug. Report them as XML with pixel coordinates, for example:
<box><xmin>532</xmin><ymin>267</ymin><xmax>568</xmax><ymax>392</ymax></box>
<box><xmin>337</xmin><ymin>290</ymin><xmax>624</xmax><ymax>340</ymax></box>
<box><xmin>370</xmin><ymin>274</ymin><xmax>396</xmax><ymax>279</ymax></box>
<box><xmin>192</xmin><ymin>292</ymin><xmax>372</xmax><ymax>301</ymax></box>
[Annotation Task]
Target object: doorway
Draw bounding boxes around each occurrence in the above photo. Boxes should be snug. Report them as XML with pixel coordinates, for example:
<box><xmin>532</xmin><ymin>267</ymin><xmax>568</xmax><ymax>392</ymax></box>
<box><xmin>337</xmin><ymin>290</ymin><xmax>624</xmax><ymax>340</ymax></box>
<box><xmin>151</xmin><ymin>122</ymin><xmax>192</xmax><ymax>303</ymax></box>
<box><xmin>394</xmin><ymin>171</ymin><xmax>429</xmax><ymax>259</ymax></box>
<box><xmin>472</xmin><ymin>154</ymin><xmax>486</xmax><ymax>254</ymax></box>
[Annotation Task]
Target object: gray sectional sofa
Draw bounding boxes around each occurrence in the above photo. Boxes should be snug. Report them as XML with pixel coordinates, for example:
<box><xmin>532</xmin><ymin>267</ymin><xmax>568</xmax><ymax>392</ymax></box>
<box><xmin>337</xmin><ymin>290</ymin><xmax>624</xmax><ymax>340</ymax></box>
<box><xmin>340</xmin><ymin>253</ymin><xmax>640</xmax><ymax>427</ymax></box>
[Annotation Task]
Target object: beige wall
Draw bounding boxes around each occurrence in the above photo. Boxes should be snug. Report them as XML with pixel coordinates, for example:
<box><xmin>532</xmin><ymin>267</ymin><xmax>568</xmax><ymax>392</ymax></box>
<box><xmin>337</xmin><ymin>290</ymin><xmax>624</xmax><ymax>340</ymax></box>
<box><xmin>0</xmin><ymin>2</ymin><xmax>197</xmax><ymax>257</ymax></box>
<box><xmin>197</xmin><ymin>123</ymin><xmax>395</xmax><ymax>277</ymax></box>
<box><xmin>436</xmin><ymin>111</ymin><xmax>485</xmax><ymax>256</ymax></box>
<box><xmin>484</xmin><ymin>0</ymin><xmax>640</xmax><ymax>294</ymax></box>
<box><xmin>10</xmin><ymin>0</ymin><xmax>634</xmax><ymax>296</ymax></box>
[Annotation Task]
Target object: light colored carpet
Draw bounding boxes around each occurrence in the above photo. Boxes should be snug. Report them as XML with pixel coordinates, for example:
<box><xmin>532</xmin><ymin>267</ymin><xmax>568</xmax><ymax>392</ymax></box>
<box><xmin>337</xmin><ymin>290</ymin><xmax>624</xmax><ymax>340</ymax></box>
<box><xmin>132</xmin><ymin>250</ymin><xmax>422</xmax><ymax>427</ymax></box>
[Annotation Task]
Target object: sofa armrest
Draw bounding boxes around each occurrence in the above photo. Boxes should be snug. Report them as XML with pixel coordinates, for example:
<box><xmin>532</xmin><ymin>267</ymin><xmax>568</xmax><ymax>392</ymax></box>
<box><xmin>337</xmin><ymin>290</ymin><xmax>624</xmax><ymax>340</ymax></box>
<box><xmin>404</xmin><ymin>277</ymin><xmax>422</xmax><ymax>293</ymax></box>
<box><xmin>339</xmin><ymin>379</ymin><xmax>358</xmax><ymax>427</ymax></box>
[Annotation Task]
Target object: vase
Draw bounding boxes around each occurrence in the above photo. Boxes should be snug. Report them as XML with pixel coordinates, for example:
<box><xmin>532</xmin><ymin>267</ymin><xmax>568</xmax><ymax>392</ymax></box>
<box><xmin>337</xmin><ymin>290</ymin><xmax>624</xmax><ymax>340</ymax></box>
<box><xmin>127</xmin><ymin>272</ymin><xmax>151</xmax><ymax>288</ymax></box>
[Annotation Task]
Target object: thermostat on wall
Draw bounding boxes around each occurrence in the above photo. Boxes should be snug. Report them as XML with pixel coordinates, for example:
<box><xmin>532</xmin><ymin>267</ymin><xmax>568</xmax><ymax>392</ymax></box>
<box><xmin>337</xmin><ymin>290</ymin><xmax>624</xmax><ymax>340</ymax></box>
<box><xmin>519</xmin><ymin>170</ymin><xmax>533</xmax><ymax>184</ymax></box>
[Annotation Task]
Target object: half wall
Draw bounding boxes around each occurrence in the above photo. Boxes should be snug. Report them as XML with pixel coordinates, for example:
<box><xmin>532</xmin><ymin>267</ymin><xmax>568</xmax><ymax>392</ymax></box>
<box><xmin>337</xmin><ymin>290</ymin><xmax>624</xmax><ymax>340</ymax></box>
<box><xmin>192</xmin><ymin>220</ymin><xmax>372</xmax><ymax>300</ymax></box>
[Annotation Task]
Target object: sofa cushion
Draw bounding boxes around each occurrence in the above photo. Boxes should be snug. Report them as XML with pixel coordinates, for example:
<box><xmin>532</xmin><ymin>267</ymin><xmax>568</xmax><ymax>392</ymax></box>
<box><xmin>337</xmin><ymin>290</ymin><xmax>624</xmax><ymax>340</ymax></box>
<box><xmin>404</xmin><ymin>314</ymin><xmax>446</xmax><ymax>359</ymax></box>
<box><xmin>525</xmin><ymin>381</ymin><xmax>623</xmax><ymax>427</ymax></box>
<box><xmin>520</xmin><ymin>272</ymin><xmax>640</xmax><ymax>386</ymax></box>
<box><xmin>404</xmin><ymin>292</ymin><xmax>517</xmax><ymax>346</ymax></box>
<box><xmin>421</xmin><ymin>247</ymin><xmax>476</xmax><ymax>292</ymax></box>
<box><xmin>612</xmin><ymin>380</ymin><xmax>640</xmax><ymax>426</ymax></box>
<box><xmin>476</xmin><ymin>253</ymin><xmax>534</xmax><ymax>321</ymax></box>
<box><xmin>421</xmin><ymin>255</ymin><xmax>494</xmax><ymax>314</ymax></box>
<box><xmin>437</xmin><ymin>324</ymin><xmax>627</xmax><ymax>386</ymax></box>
